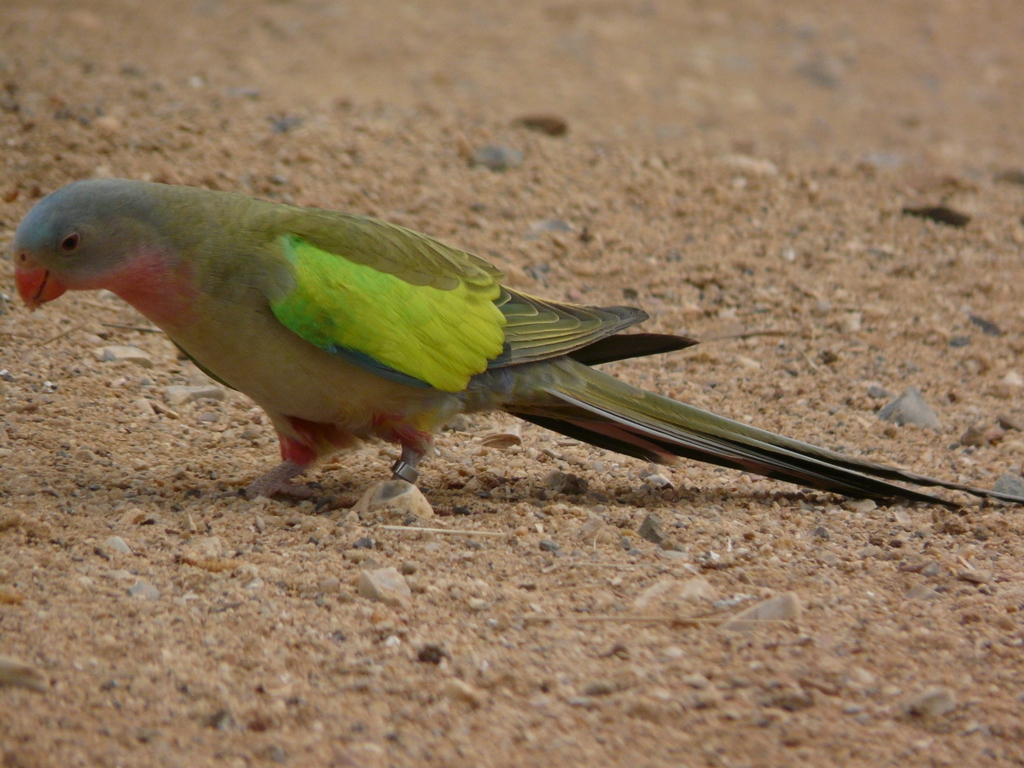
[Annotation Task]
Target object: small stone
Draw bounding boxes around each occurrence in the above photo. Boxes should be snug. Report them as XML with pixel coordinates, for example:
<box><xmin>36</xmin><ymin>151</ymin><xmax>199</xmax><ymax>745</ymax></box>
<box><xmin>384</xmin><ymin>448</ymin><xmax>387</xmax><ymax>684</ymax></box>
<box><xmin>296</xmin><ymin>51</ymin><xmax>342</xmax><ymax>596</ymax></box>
<box><xmin>969</xmin><ymin>314</ymin><xmax>1002</xmax><ymax>336</ymax></box>
<box><xmin>352</xmin><ymin>536</ymin><xmax>375</xmax><ymax>550</ymax></box>
<box><xmin>514</xmin><ymin>114</ymin><xmax>568</xmax><ymax>136</ymax></box>
<box><xmin>957</xmin><ymin>569</ymin><xmax>992</xmax><ymax>585</ymax></box>
<box><xmin>357</xmin><ymin>566</ymin><xmax>411</xmax><ymax>606</ymax></box>
<box><xmin>127</xmin><ymin>579</ymin><xmax>160</xmax><ymax>601</ymax></box>
<box><xmin>352</xmin><ymin>480</ymin><xmax>433</xmax><ymax>520</ymax></box>
<box><xmin>544</xmin><ymin>470</ymin><xmax>588</xmax><ymax>495</ymax></box>
<box><xmin>165</xmin><ymin>385</ymin><xmax>225</xmax><ymax>406</ymax></box>
<box><xmin>635</xmin><ymin>577</ymin><xmax>718</xmax><ymax>610</ymax></box>
<box><xmin>181</xmin><ymin>536</ymin><xmax>224</xmax><ymax>560</ymax></box>
<box><xmin>399</xmin><ymin>561</ymin><xmax>419</xmax><ymax>575</ymax></box>
<box><xmin>681</xmin><ymin>673</ymin><xmax>710</xmax><ymax>689</ymax></box>
<box><xmin>417</xmin><ymin>643</ymin><xmax>448</xmax><ymax>664</ymax></box>
<box><xmin>763</xmin><ymin>686</ymin><xmax>815</xmax><ymax>711</ymax></box>
<box><xmin>538</xmin><ymin>539</ymin><xmax>560</xmax><ymax>552</ymax></box>
<box><xmin>444</xmin><ymin>679</ymin><xmax>484</xmax><ymax>707</ymax></box>
<box><xmin>471</xmin><ymin>145</ymin><xmax>523</xmax><ymax>172</ymax></box>
<box><xmin>906</xmin><ymin>686</ymin><xmax>956</xmax><ymax>717</ymax></box>
<box><xmin>846</xmin><ymin>499</ymin><xmax>876</xmax><ymax>514</ymax></box>
<box><xmin>837</xmin><ymin>312</ymin><xmax>862</xmax><ymax>334</ymax></box>
<box><xmin>93</xmin><ymin>346</ymin><xmax>153</xmax><ymax>368</ymax></box>
<box><xmin>318</xmin><ymin>576</ymin><xmax>341</xmax><ymax>594</ymax></box>
<box><xmin>92</xmin><ymin>115</ymin><xmax>122</xmax><ymax>134</ymax></box>
<box><xmin>993</xmin><ymin>473</ymin><xmax>1024</xmax><ymax>498</ymax></box>
<box><xmin>102</xmin><ymin>535</ymin><xmax>131</xmax><ymax>555</ymax></box>
<box><xmin>905</xmin><ymin>583</ymin><xmax>940</xmax><ymax>600</ymax></box>
<box><xmin>948</xmin><ymin>335</ymin><xmax>971</xmax><ymax>348</ymax></box>
<box><xmin>479</xmin><ymin>425</ymin><xmax>522</xmax><ymax>449</ymax></box>
<box><xmin>530</xmin><ymin>218</ymin><xmax>573</xmax><ymax>233</ymax></box>
<box><xmin>959</xmin><ymin>425</ymin><xmax>990</xmax><ymax>447</ymax></box>
<box><xmin>857</xmin><ymin>545</ymin><xmax>885</xmax><ymax>559</ymax></box>
<box><xmin>998</xmin><ymin>414</ymin><xmax>1023</xmax><ymax>432</ymax></box>
<box><xmin>719</xmin><ymin>154</ymin><xmax>779</xmax><ymax>176</ymax></box>
<box><xmin>720</xmin><ymin>592</ymin><xmax>801</xmax><ymax>631</ymax></box>
<box><xmin>877</xmin><ymin>387</ymin><xmax>940</xmax><ymax>430</ymax></box>
<box><xmin>637</xmin><ymin>513</ymin><xmax>665</xmax><ymax>545</ymax></box>
<box><xmin>581</xmin><ymin>680</ymin><xmax>617</xmax><ymax>696</ymax></box>
<box><xmin>866</xmin><ymin>384</ymin><xmax>892</xmax><ymax>399</ymax></box>
<box><xmin>467</xmin><ymin>598</ymin><xmax>489</xmax><ymax>611</ymax></box>
<box><xmin>134</xmin><ymin>397</ymin><xmax>156</xmax><ymax>417</ymax></box>
<box><xmin>0</xmin><ymin>655</ymin><xmax>47</xmax><ymax>692</ymax></box>
<box><xmin>641</xmin><ymin>473</ymin><xmax>673</xmax><ymax>491</ymax></box>
<box><xmin>444</xmin><ymin>414</ymin><xmax>469</xmax><ymax>431</ymax></box>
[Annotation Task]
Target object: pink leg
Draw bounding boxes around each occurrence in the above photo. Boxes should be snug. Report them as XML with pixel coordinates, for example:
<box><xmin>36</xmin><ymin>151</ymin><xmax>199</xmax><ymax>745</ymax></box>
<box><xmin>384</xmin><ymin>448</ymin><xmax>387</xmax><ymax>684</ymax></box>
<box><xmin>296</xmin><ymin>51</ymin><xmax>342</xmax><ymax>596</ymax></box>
<box><xmin>243</xmin><ymin>429</ymin><xmax>318</xmax><ymax>499</ymax></box>
<box><xmin>242</xmin><ymin>459</ymin><xmax>316</xmax><ymax>499</ymax></box>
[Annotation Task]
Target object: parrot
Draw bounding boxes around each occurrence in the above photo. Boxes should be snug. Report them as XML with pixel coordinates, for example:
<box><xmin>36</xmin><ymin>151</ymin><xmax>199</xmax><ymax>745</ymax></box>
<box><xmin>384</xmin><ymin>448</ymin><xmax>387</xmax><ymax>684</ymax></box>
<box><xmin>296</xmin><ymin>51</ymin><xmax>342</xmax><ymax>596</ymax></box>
<box><xmin>10</xmin><ymin>179</ymin><xmax>1024</xmax><ymax>508</ymax></box>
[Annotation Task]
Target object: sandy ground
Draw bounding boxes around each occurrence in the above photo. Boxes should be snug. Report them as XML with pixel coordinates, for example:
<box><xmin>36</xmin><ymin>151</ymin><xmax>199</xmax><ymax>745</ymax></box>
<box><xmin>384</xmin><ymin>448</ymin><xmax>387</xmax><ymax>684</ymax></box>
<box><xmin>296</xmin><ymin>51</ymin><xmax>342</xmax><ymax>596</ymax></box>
<box><xmin>2</xmin><ymin>1</ymin><xmax>1024</xmax><ymax>766</ymax></box>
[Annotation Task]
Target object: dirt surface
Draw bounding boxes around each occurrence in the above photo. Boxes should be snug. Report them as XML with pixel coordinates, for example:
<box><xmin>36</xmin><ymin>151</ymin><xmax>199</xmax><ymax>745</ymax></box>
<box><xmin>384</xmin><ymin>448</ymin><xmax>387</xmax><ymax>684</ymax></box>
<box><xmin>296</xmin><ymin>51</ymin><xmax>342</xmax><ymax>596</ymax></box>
<box><xmin>3</xmin><ymin>2</ymin><xmax>1024</xmax><ymax>766</ymax></box>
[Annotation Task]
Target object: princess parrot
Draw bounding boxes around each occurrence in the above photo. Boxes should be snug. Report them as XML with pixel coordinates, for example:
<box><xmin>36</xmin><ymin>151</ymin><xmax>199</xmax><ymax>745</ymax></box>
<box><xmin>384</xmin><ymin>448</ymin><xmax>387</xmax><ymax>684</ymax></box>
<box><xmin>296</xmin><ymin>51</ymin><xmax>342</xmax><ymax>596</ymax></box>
<box><xmin>11</xmin><ymin>179</ymin><xmax>1024</xmax><ymax>507</ymax></box>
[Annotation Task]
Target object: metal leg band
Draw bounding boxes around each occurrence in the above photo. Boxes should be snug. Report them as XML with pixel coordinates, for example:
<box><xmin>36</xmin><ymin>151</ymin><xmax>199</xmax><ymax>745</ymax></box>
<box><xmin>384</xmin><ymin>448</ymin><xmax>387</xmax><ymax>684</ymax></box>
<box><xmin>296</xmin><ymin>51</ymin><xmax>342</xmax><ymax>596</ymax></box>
<box><xmin>391</xmin><ymin>460</ymin><xmax>420</xmax><ymax>484</ymax></box>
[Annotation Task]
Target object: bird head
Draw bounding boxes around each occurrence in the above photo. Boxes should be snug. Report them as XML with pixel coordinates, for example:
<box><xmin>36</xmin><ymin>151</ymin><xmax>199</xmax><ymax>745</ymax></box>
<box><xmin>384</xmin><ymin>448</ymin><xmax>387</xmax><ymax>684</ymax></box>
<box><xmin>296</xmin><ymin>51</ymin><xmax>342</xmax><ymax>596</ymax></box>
<box><xmin>13</xmin><ymin>179</ymin><xmax>166</xmax><ymax>309</ymax></box>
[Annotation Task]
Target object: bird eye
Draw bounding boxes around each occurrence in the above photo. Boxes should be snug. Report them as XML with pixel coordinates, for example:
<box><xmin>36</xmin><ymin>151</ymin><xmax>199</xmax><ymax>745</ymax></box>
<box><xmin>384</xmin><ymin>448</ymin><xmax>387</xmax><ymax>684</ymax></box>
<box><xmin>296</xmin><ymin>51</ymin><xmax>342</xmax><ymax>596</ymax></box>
<box><xmin>60</xmin><ymin>232</ymin><xmax>80</xmax><ymax>253</ymax></box>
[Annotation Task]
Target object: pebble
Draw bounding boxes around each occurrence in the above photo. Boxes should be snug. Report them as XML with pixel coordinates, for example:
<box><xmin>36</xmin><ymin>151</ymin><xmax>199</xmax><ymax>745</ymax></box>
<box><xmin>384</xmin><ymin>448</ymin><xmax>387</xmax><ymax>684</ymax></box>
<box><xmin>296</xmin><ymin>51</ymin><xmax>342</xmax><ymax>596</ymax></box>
<box><xmin>479</xmin><ymin>425</ymin><xmax>522</xmax><ymax>448</ymax></box>
<box><xmin>352</xmin><ymin>479</ymin><xmax>434</xmax><ymax>520</ymax></box>
<box><xmin>762</xmin><ymin>686</ymin><xmax>815</xmax><ymax>711</ymax></box>
<box><xmin>417</xmin><ymin>643</ymin><xmax>448</xmax><ymax>664</ymax></box>
<box><xmin>127</xmin><ymin>579</ymin><xmax>160</xmax><ymax>601</ymax></box>
<box><xmin>959</xmin><ymin>425</ymin><xmax>990</xmax><ymax>447</ymax></box>
<box><xmin>544</xmin><ymin>470</ymin><xmax>588</xmax><ymax>495</ymax></box>
<box><xmin>866</xmin><ymin>383</ymin><xmax>892</xmax><ymax>399</ymax></box>
<box><xmin>905</xmin><ymin>583</ymin><xmax>940</xmax><ymax>600</ymax></box>
<box><xmin>846</xmin><ymin>499</ymin><xmax>876</xmax><ymax>514</ymax></box>
<box><xmin>538</xmin><ymin>539</ymin><xmax>560</xmax><ymax>552</ymax></box>
<box><xmin>181</xmin><ymin>535</ymin><xmax>224</xmax><ymax>560</ymax></box>
<box><xmin>93</xmin><ymin>346</ymin><xmax>153</xmax><ymax>368</ymax></box>
<box><xmin>165</xmin><ymin>385</ymin><xmax>225</xmax><ymax>406</ymax></box>
<box><xmin>443</xmin><ymin>679</ymin><xmax>484</xmax><ymax>708</ymax></box>
<box><xmin>102</xmin><ymin>536</ymin><xmax>132</xmax><ymax>555</ymax></box>
<box><xmin>998</xmin><ymin>414</ymin><xmax>1023</xmax><ymax>432</ymax></box>
<box><xmin>531</xmin><ymin>218</ymin><xmax>573</xmax><ymax>233</ymax></box>
<box><xmin>993</xmin><ymin>473</ymin><xmax>1024</xmax><ymax>497</ymax></box>
<box><xmin>956</xmin><ymin>569</ymin><xmax>992</xmax><ymax>585</ymax></box>
<box><xmin>837</xmin><ymin>312</ymin><xmax>862</xmax><ymax>334</ymax></box>
<box><xmin>0</xmin><ymin>655</ymin><xmax>47</xmax><ymax>692</ymax></box>
<box><xmin>634</xmin><ymin>577</ymin><xmax>718</xmax><ymax>610</ymax></box>
<box><xmin>134</xmin><ymin>397</ymin><xmax>156</xmax><ymax>417</ymax></box>
<box><xmin>471</xmin><ymin>145</ymin><xmax>523</xmax><ymax>172</ymax></box>
<box><xmin>969</xmin><ymin>314</ymin><xmax>1002</xmax><ymax>337</ymax></box>
<box><xmin>719</xmin><ymin>154</ymin><xmax>779</xmax><ymax>176</ymax></box>
<box><xmin>877</xmin><ymin>387</ymin><xmax>940</xmax><ymax>429</ymax></box>
<box><xmin>906</xmin><ymin>686</ymin><xmax>956</xmax><ymax>717</ymax></box>
<box><xmin>357</xmin><ymin>566</ymin><xmax>411</xmax><ymax>606</ymax></box>
<box><xmin>637</xmin><ymin>513</ymin><xmax>665</xmax><ymax>545</ymax></box>
<box><xmin>720</xmin><ymin>592</ymin><xmax>801</xmax><ymax>631</ymax></box>
<box><xmin>581</xmin><ymin>680</ymin><xmax>617</xmax><ymax>696</ymax></box>
<box><xmin>514</xmin><ymin>114</ymin><xmax>568</xmax><ymax>136</ymax></box>
<box><xmin>353</xmin><ymin>536</ymin><xmax>375</xmax><ymax>549</ymax></box>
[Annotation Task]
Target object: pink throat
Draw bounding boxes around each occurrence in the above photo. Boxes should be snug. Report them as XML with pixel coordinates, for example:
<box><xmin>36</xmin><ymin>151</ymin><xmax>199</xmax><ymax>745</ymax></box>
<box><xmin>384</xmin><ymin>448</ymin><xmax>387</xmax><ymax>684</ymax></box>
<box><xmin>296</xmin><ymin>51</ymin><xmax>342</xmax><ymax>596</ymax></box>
<box><xmin>95</xmin><ymin>250</ymin><xmax>193</xmax><ymax>327</ymax></box>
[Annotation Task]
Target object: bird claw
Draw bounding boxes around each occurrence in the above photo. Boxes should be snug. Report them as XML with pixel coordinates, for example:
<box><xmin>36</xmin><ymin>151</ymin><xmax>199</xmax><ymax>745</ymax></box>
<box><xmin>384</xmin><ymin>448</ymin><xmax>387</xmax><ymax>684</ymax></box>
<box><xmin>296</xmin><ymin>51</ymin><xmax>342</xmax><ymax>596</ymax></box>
<box><xmin>242</xmin><ymin>459</ymin><xmax>313</xmax><ymax>499</ymax></box>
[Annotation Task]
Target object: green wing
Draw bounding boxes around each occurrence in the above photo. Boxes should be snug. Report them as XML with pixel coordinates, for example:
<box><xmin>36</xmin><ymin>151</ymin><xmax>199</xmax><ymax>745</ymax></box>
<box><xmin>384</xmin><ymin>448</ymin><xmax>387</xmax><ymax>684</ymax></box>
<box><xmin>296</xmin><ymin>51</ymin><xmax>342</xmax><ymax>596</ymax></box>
<box><xmin>271</xmin><ymin>233</ymin><xmax>505</xmax><ymax>392</ymax></box>
<box><xmin>266</xmin><ymin>210</ymin><xmax>655</xmax><ymax>392</ymax></box>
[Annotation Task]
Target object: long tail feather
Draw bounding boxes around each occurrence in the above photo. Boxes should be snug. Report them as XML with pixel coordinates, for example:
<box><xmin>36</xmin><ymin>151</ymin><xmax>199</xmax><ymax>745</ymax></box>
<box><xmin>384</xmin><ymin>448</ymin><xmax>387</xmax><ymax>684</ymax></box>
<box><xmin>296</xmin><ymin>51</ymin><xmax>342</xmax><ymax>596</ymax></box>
<box><xmin>505</xmin><ymin>358</ymin><xmax>1024</xmax><ymax>507</ymax></box>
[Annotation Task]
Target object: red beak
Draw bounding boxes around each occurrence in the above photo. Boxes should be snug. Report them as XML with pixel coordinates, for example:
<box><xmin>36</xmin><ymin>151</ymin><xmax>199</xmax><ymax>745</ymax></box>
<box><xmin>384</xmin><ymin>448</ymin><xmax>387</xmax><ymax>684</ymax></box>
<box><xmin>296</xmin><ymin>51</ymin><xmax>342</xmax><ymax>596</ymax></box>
<box><xmin>14</xmin><ymin>257</ymin><xmax>67</xmax><ymax>309</ymax></box>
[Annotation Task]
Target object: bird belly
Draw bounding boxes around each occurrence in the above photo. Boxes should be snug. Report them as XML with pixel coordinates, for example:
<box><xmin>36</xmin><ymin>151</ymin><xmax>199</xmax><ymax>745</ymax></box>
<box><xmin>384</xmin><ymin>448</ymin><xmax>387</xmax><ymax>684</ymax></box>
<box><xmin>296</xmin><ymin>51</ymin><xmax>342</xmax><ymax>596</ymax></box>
<box><xmin>167</xmin><ymin>304</ymin><xmax>459</xmax><ymax>439</ymax></box>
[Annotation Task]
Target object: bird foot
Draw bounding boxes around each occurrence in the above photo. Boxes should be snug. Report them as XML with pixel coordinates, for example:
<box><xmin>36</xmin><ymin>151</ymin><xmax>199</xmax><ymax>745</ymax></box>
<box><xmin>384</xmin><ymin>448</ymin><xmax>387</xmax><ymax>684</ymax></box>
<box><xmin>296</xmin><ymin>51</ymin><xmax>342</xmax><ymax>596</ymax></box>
<box><xmin>242</xmin><ymin>460</ymin><xmax>315</xmax><ymax>499</ymax></box>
